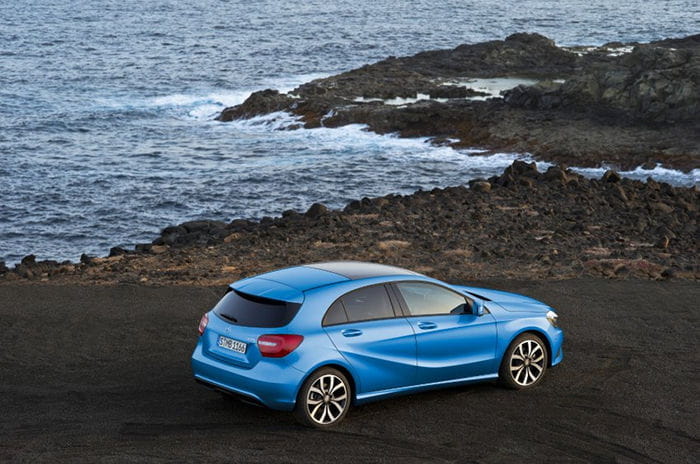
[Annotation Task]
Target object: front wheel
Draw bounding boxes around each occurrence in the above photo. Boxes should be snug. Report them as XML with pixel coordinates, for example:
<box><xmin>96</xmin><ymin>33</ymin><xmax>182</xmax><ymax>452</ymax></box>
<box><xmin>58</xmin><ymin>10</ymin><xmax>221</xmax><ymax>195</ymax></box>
<box><xmin>499</xmin><ymin>333</ymin><xmax>548</xmax><ymax>389</ymax></box>
<box><xmin>294</xmin><ymin>367</ymin><xmax>351</xmax><ymax>428</ymax></box>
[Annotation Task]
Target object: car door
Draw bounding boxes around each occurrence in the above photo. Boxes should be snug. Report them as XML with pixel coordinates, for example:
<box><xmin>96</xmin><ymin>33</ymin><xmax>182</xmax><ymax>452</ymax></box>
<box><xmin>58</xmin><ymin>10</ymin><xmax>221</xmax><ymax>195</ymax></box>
<box><xmin>323</xmin><ymin>284</ymin><xmax>417</xmax><ymax>394</ymax></box>
<box><xmin>391</xmin><ymin>281</ymin><xmax>498</xmax><ymax>384</ymax></box>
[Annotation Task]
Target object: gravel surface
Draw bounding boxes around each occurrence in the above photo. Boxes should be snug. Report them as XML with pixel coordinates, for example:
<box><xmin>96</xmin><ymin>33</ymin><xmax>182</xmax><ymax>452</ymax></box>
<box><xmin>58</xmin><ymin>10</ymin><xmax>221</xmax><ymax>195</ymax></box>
<box><xmin>1</xmin><ymin>280</ymin><xmax>697</xmax><ymax>463</ymax></box>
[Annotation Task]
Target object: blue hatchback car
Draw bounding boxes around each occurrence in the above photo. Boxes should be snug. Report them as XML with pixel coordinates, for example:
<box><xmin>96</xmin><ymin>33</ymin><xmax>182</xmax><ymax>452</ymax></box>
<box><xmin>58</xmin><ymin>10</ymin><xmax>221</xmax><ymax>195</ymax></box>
<box><xmin>191</xmin><ymin>261</ymin><xmax>563</xmax><ymax>427</ymax></box>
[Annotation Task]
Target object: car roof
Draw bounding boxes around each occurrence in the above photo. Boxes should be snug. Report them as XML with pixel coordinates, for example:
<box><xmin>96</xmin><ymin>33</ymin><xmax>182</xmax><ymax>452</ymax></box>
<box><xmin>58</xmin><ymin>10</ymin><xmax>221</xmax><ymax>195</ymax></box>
<box><xmin>230</xmin><ymin>261</ymin><xmax>421</xmax><ymax>301</ymax></box>
<box><xmin>304</xmin><ymin>261</ymin><xmax>421</xmax><ymax>280</ymax></box>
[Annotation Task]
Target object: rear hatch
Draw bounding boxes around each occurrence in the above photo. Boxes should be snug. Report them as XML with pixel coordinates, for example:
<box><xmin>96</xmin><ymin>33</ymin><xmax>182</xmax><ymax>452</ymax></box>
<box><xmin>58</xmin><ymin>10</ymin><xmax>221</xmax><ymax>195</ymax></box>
<box><xmin>202</xmin><ymin>278</ymin><xmax>304</xmax><ymax>369</ymax></box>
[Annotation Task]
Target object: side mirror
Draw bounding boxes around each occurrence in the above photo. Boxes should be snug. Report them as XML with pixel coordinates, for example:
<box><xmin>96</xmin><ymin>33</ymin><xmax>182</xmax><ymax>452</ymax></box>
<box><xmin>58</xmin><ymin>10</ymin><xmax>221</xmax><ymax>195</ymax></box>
<box><xmin>472</xmin><ymin>300</ymin><xmax>485</xmax><ymax>317</ymax></box>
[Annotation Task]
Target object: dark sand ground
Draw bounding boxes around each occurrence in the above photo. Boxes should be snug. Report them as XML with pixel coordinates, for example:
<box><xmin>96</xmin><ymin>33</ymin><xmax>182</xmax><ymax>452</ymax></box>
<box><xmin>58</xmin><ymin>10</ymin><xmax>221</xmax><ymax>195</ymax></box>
<box><xmin>0</xmin><ymin>280</ymin><xmax>698</xmax><ymax>463</ymax></box>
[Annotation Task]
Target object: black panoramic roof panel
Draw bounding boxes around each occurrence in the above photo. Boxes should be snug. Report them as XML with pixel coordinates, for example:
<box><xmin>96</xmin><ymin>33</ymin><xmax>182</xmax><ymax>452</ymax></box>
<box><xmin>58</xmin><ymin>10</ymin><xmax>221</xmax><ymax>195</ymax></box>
<box><xmin>304</xmin><ymin>261</ymin><xmax>420</xmax><ymax>280</ymax></box>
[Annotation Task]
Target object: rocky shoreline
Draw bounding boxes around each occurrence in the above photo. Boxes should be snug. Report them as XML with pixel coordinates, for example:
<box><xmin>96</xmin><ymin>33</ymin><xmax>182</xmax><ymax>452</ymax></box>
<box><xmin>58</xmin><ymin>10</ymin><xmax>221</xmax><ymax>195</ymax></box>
<box><xmin>219</xmin><ymin>33</ymin><xmax>700</xmax><ymax>171</ymax></box>
<box><xmin>2</xmin><ymin>161</ymin><xmax>697</xmax><ymax>285</ymax></box>
<box><xmin>3</xmin><ymin>35</ymin><xmax>698</xmax><ymax>285</ymax></box>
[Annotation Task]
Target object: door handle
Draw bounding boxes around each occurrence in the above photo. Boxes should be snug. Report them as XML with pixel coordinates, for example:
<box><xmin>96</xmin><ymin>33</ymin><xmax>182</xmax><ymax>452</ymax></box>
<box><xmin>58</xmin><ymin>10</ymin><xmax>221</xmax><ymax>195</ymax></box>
<box><xmin>341</xmin><ymin>329</ymin><xmax>363</xmax><ymax>337</ymax></box>
<box><xmin>417</xmin><ymin>321</ymin><xmax>437</xmax><ymax>330</ymax></box>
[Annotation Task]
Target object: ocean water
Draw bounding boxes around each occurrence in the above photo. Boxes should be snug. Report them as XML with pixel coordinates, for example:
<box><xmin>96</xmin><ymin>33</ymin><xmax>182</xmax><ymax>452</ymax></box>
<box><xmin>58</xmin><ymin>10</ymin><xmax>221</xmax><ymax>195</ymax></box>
<box><xmin>1</xmin><ymin>0</ymin><xmax>699</xmax><ymax>264</ymax></box>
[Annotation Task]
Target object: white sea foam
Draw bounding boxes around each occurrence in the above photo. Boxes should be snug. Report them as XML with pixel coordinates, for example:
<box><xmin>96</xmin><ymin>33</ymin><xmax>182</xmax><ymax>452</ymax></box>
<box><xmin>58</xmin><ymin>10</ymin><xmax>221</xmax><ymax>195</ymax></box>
<box><xmin>219</xmin><ymin>114</ymin><xmax>545</xmax><ymax>175</ymax></box>
<box><xmin>147</xmin><ymin>91</ymin><xmax>252</xmax><ymax>120</ymax></box>
<box><xmin>446</xmin><ymin>77</ymin><xmax>541</xmax><ymax>100</ymax></box>
<box><xmin>571</xmin><ymin>164</ymin><xmax>699</xmax><ymax>187</ymax></box>
<box><xmin>606</xmin><ymin>45</ymin><xmax>635</xmax><ymax>56</ymax></box>
<box><xmin>352</xmin><ymin>78</ymin><xmax>543</xmax><ymax>106</ymax></box>
<box><xmin>149</xmin><ymin>92</ymin><xmax>244</xmax><ymax>107</ymax></box>
<box><xmin>567</xmin><ymin>46</ymin><xmax>598</xmax><ymax>56</ymax></box>
<box><xmin>225</xmin><ymin>111</ymin><xmax>304</xmax><ymax>131</ymax></box>
<box><xmin>565</xmin><ymin>45</ymin><xmax>635</xmax><ymax>57</ymax></box>
<box><xmin>219</xmin><ymin>110</ymin><xmax>697</xmax><ymax>187</ymax></box>
<box><xmin>101</xmin><ymin>72</ymin><xmax>333</xmax><ymax>121</ymax></box>
<box><xmin>353</xmin><ymin>94</ymin><xmax>450</xmax><ymax>105</ymax></box>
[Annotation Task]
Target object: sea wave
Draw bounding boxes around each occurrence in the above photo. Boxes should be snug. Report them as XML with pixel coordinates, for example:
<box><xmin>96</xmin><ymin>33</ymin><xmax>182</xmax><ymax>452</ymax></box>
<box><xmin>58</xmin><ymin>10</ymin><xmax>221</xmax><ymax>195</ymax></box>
<box><xmin>92</xmin><ymin>73</ymin><xmax>331</xmax><ymax>121</ymax></box>
<box><xmin>571</xmin><ymin>164</ymin><xmax>699</xmax><ymax>188</ymax></box>
<box><xmin>220</xmin><ymin>116</ymin><xmax>542</xmax><ymax>170</ymax></box>
<box><xmin>216</xmin><ymin>114</ymin><xmax>699</xmax><ymax>187</ymax></box>
<box><xmin>150</xmin><ymin>73</ymin><xmax>330</xmax><ymax>120</ymax></box>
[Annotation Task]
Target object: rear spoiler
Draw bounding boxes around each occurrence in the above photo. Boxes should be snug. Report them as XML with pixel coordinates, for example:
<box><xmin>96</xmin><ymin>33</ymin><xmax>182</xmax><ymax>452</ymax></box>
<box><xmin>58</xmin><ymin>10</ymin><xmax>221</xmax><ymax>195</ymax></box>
<box><xmin>231</xmin><ymin>277</ymin><xmax>305</xmax><ymax>304</ymax></box>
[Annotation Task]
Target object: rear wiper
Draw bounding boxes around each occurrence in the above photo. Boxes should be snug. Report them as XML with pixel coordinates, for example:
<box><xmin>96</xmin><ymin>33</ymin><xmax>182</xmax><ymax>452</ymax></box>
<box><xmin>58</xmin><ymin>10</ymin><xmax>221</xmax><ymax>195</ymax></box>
<box><xmin>219</xmin><ymin>313</ymin><xmax>238</xmax><ymax>323</ymax></box>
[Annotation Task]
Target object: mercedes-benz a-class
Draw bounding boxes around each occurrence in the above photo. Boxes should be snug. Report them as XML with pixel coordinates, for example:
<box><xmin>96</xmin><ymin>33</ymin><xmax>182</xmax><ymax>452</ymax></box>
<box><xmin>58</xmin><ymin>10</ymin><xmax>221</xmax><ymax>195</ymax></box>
<box><xmin>191</xmin><ymin>262</ymin><xmax>563</xmax><ymax>427</ymax></box>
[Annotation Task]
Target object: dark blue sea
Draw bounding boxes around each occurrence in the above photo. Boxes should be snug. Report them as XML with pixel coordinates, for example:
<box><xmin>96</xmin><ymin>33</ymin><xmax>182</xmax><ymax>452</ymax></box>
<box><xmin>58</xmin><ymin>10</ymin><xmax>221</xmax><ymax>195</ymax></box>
<box><xmin>1</xmin><ymin>0</ymin><xmax>698</xmax><ymax>264</ymax></box>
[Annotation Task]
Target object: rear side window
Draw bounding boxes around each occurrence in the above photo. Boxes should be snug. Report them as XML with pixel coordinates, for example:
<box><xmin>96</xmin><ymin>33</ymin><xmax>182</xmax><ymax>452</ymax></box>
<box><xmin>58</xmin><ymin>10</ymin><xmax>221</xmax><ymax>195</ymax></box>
<box><xmin>341</xmin><ymin>285</ymin><xmax>395</xmax><ymax>323</ymax></box>
<box><xmin>213</xmin><ymin>289</ymin><xmax>301</xmax><ymax>328</ymax></box>
<box><xmin>322</xmin><ymin>300</ymin><xmax>348</xmax><ymax>326</ymax></box>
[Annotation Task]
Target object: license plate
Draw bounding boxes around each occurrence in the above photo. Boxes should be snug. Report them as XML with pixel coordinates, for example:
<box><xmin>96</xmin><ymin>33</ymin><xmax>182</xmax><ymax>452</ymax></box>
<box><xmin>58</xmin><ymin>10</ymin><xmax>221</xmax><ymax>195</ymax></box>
<box><xmin>217</xmin><ymin>335</ymin><xmax>247</xmax><ymax>354</ymax></box>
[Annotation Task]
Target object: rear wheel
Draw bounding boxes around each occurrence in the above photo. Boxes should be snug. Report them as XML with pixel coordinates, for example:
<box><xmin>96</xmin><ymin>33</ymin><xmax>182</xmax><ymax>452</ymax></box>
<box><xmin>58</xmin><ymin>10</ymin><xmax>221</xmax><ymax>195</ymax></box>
<box><xmin>499</xmin><ymin>333</ymin><xmax>548</xmax><ymax>389</ymax></box>
<box><xmin>294</xmin><ymin>367</ymin><xmax>351</xmax><ymax>428</ymax></box>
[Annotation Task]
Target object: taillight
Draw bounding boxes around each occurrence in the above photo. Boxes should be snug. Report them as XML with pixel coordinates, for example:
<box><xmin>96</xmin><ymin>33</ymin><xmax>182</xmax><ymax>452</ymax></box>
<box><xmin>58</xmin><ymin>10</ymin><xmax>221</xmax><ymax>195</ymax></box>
<box><xmin>257</xmin><ymin>334</ymin><xmax>304</xmax><ymax>357</ymax></box>
<box><xmin>198</xmin><ymin>313</ymin><xmax>209</xmax><ymax>336</ymax></box>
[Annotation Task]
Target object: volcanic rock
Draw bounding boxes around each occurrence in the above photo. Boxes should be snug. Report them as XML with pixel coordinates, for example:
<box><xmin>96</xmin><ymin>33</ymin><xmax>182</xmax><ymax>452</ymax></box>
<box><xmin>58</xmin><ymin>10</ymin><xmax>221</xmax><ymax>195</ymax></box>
<box><xmin>216</xmin><ymin>34</ymin><xmax>700</xmax><ymax>171</ymax></box>
<box><xmin>469</xmin><ymin>180</ymin><xmax>492</xmax><ymax>192</ymax></box>
<box><xmin>4</xmin><ymin>161</ymin><xmax>697</xmax><ymax>284</ymax></box>
<box><xmin>306</xmin><ymin>203</ymin><xmax>329</xmax><ymax>218</ymax></box>
<box><xmin>218</xmin><ymin>89</ymin><xmax>294</xmax><ymax>121</ymax></box>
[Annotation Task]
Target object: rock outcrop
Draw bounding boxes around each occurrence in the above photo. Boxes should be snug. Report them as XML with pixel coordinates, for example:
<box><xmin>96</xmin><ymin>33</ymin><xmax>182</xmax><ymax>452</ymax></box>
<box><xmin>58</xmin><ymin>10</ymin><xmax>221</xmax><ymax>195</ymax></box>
<box><xmin>218</xmin><ymin>33</ymin><xmax>700</xmax><ymax>171</ymax></box>
<box><xmin>504</xmin><ymin>40</ymin><xmax>700</xmax><ymax>123</ymax></box>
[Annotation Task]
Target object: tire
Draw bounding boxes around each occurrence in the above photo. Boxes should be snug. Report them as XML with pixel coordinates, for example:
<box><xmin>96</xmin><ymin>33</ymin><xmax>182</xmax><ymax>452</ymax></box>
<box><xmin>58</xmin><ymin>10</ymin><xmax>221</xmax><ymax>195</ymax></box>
<box><xmin>294</xmin><ymin>367</ymin><xmax>351</xmax><ymax>428</ymax></box>
<box><xmin>499</xmin><ymin>333</ymin><xmax>548</xmax><ymax>389</ymax></box>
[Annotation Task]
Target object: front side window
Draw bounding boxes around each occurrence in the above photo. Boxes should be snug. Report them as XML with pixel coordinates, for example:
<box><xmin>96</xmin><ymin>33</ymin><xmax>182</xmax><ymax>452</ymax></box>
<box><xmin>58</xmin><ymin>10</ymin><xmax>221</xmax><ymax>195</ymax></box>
<box><xmin>395</xmin><ymin>282</ymin><xmax>469</xmax><ymax>316</ymax></box>
<box><xmin>341</xmin><ymin>285</ymin><xmax>395</xmax><ymax>323</ymax></box>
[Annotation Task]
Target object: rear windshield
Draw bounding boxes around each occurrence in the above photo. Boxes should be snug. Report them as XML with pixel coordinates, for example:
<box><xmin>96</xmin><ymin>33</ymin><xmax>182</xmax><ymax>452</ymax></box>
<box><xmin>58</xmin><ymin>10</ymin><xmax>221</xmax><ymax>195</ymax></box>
<box><xmin>213</xmin><ymin>289</ymin><xmax>301</xmax><ymax>328</ymax></box>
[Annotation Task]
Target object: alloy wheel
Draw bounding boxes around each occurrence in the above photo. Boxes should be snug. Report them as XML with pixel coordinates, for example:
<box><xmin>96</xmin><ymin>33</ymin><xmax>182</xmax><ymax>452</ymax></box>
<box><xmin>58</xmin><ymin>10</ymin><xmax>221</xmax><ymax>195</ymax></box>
<box><xmin>510</xmin><ymin>339</ymin><xmax>545</xmax><ymax>386</ymax></box>
<box><xmin>306</xmin><ymin>374</ymin><xmax>348</xmax><ymax>425</ymax></box>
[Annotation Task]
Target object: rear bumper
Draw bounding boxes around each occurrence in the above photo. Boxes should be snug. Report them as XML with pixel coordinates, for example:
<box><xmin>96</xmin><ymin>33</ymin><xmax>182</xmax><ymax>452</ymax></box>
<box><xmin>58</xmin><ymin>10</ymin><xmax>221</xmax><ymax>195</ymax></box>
<box><xmin>191</xmin><ymin>342</ymin><xmax>304</xmax><ymax>411</ymax></box>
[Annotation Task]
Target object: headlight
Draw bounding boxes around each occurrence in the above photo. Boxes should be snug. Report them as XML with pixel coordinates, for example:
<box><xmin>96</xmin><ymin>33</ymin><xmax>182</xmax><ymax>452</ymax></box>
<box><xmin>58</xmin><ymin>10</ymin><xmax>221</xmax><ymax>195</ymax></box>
<box><xmin>546</xmin><ymin>310</ymin><xmax>559</xmax><ymax>327</ymax></box>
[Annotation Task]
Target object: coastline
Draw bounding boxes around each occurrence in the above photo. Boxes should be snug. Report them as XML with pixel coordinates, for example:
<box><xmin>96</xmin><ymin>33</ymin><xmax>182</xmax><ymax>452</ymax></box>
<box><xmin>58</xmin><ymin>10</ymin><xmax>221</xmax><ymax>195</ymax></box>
<box><xmin>220</xmin><ymin>33</ymin><xmax>700</xmax><ymax>171</ymax></box>
<box><xmin>3</xmin><ymin>161</ymin><xmax>697</xmax><ymax>285</ymax></box>
<box><xmin>2</xmin><ymin>33</ymin><xmax>698</xmax><ymax>284</ymax></box>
